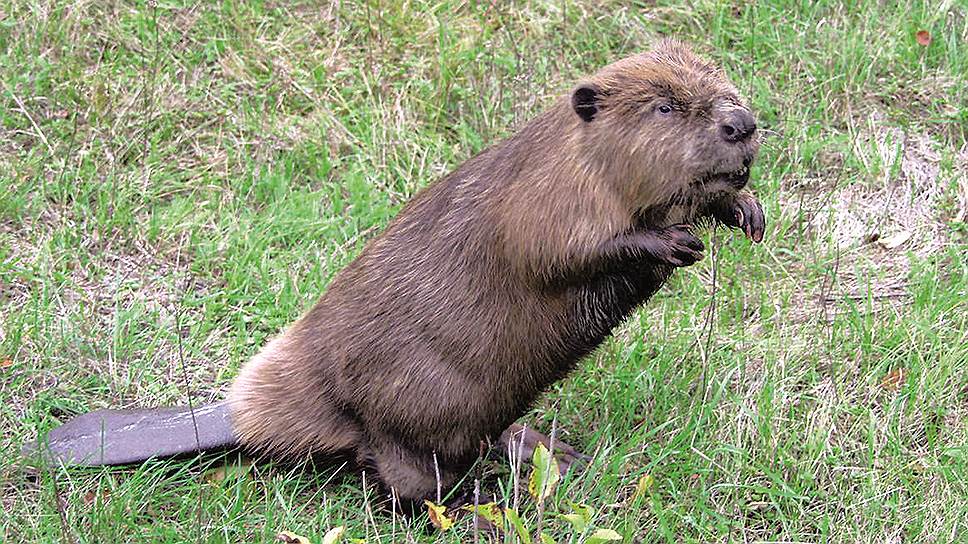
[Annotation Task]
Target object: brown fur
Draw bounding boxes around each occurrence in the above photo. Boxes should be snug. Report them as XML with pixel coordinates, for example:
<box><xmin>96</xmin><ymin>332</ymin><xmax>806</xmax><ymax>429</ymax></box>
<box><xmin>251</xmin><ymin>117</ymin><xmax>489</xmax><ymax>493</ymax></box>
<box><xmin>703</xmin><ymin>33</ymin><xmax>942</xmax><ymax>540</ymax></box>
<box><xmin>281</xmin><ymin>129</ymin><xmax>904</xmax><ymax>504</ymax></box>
<box><xmin>228</xmin><ymin>39</ymin><xmax>763</xmax><ymax>503</ymax></box>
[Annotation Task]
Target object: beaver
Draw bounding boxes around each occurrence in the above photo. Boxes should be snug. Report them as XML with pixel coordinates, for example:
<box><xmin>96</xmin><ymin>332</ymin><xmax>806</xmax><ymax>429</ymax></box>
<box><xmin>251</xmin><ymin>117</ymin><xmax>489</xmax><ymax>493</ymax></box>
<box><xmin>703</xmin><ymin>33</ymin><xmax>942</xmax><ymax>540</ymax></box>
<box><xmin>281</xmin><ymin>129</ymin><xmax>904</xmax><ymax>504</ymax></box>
<box><xmin>28</xmin><ymin>39</ymin><xmax>764</xmax><ymax>510</ymax></box>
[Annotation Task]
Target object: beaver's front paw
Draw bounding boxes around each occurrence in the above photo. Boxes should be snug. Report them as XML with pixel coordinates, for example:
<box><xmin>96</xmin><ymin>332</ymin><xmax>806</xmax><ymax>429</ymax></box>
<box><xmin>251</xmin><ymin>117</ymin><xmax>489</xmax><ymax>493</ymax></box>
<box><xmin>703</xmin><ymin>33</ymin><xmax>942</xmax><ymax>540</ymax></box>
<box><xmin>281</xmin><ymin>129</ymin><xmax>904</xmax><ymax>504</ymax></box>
<box><xmin>639</xmin><ymin>224</ymin><xmax>705</xmax><ymax>267</ymax></box>
<box><xmin>718</xmin><ymin>192</ymin><xmax>765</xmax><ymax>243</ymax></box>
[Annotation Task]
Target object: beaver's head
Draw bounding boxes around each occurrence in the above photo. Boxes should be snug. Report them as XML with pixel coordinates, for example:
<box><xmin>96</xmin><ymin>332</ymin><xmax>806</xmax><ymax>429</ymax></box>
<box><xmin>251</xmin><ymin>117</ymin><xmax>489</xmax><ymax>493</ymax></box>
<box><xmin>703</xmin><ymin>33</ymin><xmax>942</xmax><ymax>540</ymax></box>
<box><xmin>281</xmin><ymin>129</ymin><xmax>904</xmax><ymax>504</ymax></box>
<box><xmin>570</xmin><ymin>39</ymin><xmax>759</xmax><ymax>210</ymax></box>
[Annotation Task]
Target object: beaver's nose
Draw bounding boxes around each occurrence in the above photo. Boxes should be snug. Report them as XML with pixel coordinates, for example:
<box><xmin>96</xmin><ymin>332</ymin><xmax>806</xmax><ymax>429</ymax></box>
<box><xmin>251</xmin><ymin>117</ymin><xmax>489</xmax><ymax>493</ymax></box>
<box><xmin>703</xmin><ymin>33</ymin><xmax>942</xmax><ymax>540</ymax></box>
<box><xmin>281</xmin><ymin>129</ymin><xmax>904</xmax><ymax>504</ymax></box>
<box><xmin>720</xmin><ymin>109</ymin><xmax>756</xmax><ymax>142</ymax></box>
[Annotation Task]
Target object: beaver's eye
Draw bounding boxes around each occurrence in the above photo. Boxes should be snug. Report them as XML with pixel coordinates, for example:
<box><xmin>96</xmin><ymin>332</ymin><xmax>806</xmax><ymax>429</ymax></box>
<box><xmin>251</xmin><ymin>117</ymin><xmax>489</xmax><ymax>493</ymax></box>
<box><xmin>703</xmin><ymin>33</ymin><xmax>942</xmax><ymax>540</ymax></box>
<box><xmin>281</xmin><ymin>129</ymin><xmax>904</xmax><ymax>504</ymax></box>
<box><xmin>657</xmin><ymin>104</ymin><xmax>672</xmax><ymax>114</ymax></box>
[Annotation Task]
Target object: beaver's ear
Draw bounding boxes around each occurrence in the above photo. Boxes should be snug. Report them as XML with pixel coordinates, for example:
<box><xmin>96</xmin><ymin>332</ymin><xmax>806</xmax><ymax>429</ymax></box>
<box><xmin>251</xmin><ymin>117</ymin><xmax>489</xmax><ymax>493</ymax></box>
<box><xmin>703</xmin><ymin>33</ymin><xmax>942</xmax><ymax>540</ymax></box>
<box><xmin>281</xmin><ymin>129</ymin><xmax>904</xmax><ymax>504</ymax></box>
<box><xmin>572</xmin><ymin>83</ymin><xmax>602</xmax><ymax>122</ymax></box>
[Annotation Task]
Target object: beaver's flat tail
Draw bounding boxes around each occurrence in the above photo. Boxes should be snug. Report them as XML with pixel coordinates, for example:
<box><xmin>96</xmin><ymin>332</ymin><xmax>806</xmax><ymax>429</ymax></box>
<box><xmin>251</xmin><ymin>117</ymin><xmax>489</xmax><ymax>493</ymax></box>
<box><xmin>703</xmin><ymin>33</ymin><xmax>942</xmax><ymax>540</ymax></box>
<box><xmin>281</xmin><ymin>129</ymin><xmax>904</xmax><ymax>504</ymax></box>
<box><xmin>24</xmin><ymin>402</ymin><xmax>238</xmax><ymax>466</ymax></box>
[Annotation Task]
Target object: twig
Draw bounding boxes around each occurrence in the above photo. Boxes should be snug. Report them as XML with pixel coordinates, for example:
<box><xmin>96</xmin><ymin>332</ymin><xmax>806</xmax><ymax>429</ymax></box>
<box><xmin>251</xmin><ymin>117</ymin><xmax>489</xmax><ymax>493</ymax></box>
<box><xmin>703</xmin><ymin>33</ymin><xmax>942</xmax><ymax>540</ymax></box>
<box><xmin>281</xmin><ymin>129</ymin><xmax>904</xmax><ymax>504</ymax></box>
<box><xmin>433</xmin><ymin>450</ymin><xmax>442</xmax><ymax>504</ymax></box>
<box><xmin>510</xmin><ymin>425</ymin><xmax>527</xmax><ymax>512</ymax></box>
<box><xmin>361</xmin><ymin>471</ymin><xmax>371</xmax><ymax>537</ymax></box>
<box><xmin>672</xmin><ymin>226</ymin><xmax>722</xmax><ymax>386</ymax></box>
<box><xmin>173</xmin><ymin>233</ymin><xmax>204</xmax><ymax>541</ymax></box>
<box><xmin>390</xmin><ymin>486</ymin><xmax>397</xmax><ymax>543</ymax></box>
<box><xmin>473</xmin><ymin>479</ymin><xmax>480</xmax><ymax>544</ymax></box>
<box><xmin>534</xmin><ymin>417</ymin><xmax>558</xmax><ymax>540</ymax></box>
<box><xmin>701</xmin><ymin>226</ymin><xmax>720</xmax><ymax>400</ymax></box>
<box><xmin>174</xmin><ymin>306</ymin><xmax>204</xmax><ymax>532</ymax></box>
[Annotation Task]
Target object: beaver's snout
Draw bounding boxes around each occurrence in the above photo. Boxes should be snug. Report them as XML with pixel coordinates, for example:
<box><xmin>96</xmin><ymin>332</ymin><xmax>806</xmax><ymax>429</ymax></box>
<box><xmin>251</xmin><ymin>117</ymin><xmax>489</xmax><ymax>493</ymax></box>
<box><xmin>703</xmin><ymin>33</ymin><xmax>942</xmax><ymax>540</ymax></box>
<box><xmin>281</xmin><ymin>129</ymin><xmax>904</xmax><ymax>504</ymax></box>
<box><xmin>720</xmin><ymin>108</ymin><xmax>757</xmax><ymax>143</ymax></box>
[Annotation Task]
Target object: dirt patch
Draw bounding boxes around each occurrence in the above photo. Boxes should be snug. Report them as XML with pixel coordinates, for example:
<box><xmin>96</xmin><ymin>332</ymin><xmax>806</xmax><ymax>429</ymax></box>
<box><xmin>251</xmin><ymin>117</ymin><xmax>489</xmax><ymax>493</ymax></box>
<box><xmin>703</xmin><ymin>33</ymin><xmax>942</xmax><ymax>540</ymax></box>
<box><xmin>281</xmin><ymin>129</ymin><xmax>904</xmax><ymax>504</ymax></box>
<box><xmin>780</xmin><ymin>110</ymin><xmax>956</xmax><ymax>322</ymax></box>
<box><xmin>828</xmin><ymin>113</ymin><xmax>946</xmax><ymax>254</ymax></box>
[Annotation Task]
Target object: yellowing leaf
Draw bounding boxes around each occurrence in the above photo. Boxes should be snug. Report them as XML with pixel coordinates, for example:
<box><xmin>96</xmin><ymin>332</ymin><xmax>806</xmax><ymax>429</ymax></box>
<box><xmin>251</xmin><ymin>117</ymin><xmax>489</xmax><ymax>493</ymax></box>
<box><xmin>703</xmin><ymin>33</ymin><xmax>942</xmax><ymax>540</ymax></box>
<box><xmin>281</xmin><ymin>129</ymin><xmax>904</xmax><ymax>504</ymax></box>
<box><xmin>461</xmin><ymin>502</ymin><xmax>504</xmax><ymax>526</ymax></box>
<box><xmin>528</xmin><ymin>442</ymin><xmax>561</xmax><ymax>502</ymax></box>
<box><xmin>504</xmin><ymin>508</ymin><xmax>532</xmax><ymax>544</ymax></box>
<box><xmin>321</xmin><ymin>526</ymin><xmax>346</xmax><ymax>544</ymax></box>
<box><xmin>276</xmin><ymin>531</ymin><xmax>311</xmax><ymax>544</ymax></box>
<box><xmin>585</xmin><ymin>528</ymin><xmax>623</xmax><ymax>544</ymax></box>
<box><xmin>540</xmin><ymin>533</ymin><xmax>557</xmax><ymax>544</ymax></box>
<box><xmin>424</xmin><ymin>500</ymin><xmax>454</xmax><ymax>531</ymax></box>
<box><xmin>632</xmin><ymin>474</ymin><xmax>655</xmax><ymax>500</ymax></box>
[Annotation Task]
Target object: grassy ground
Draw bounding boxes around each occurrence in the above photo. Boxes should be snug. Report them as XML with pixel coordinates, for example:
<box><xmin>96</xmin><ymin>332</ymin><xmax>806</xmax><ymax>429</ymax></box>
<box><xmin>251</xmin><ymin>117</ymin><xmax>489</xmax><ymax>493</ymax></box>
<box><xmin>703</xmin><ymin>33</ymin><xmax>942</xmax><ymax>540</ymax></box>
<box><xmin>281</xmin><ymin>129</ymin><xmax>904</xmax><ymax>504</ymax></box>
<box><xmin>1</xmin><ymin>0</ymin><xmax>966</xmax><ymax>542</ymax></box>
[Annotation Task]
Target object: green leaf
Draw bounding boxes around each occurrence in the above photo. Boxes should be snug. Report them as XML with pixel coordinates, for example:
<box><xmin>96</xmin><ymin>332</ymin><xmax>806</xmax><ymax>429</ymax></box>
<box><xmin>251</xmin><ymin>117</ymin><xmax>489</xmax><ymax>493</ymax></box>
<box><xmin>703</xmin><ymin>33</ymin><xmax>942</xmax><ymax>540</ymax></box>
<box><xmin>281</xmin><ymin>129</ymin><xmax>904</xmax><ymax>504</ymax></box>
<box><xmin>559</xmin><ymin>513</ymin><xmax>587</xmax><ymax>533</ymax></box>
<box><xmin>504</xmin><ymin>508</ymin><xmax>532</xmax><ymax>544</ymax></box>
<box><xmin>568</xmin><ymin>502</ymin><xmax>595</xmax><ymax>525</ymax></box>
<box><xmin>585</xmin><ymin>528</ymin><xmax>623</xmax><ymax>544</ymax></box>
<box><xmin>540</xmin><ymin>532</ymin><xmax>557</xmax><ymax>544</ymax></box>
<box><xmin>528</xmin><ymin>442</ymin><xmax>561</xmax><ymax>502</ymax></box>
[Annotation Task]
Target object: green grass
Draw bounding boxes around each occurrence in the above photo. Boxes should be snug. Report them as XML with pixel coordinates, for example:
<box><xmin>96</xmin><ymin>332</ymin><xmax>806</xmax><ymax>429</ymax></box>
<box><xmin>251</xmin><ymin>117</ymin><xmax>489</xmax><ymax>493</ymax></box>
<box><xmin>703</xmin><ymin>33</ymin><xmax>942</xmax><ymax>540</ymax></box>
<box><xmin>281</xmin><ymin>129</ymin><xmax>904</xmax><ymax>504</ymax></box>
<box><xmin>1</xmin><ymin>0</ymin><xmax>966</xmax><ymax>542</ymax></box>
